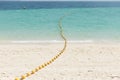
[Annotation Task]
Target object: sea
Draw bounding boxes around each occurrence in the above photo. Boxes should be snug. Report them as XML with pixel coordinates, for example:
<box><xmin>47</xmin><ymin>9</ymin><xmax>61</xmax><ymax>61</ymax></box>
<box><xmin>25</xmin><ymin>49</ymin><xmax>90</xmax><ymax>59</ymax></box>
<box><xmin>0</xmin><ymin>1</ymin><xmax>120</xmax><ymax>43</ymax></box>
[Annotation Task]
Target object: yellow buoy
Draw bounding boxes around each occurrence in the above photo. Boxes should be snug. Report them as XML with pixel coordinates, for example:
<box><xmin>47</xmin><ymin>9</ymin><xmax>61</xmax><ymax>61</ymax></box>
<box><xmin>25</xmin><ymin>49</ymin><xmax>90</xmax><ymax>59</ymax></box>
<box><xmin>15</xmin><ymin>77</ymin><xmax>20</xmax><ymax>80</ymax></box>
<box><xmin>44</xmin><ymin>63</ymin><xmax>47</xmax><ymax>66</ymax></box>
<box><xmin>38</xmin><ymin>66</ymin><xmax>42</xmax><ymax>70</ymax></box>
<box><xmin>26</xmin><ymin>72</ymin><xmax>31</xmax><ymax>77</ymax></box>
<box><xmin>41</xmin><ymin>65</ymin><xmax>45</xmax><ymax>68</ymax></box>
<box><xmin>51</xmin><ymin>59</ymin><xmax>55</xmax><ymax>62</ymax></box>
<box><xmin>35</xmin><ymin>67</ymin><xmax>39</xmax><ymax>72</ymax></box>
<box><xmin>21</xmin><ymin>75</ymin><xmax>26</xmax><ymax>79</ymax></box>
<box><xmin>47</xmin><ymin>62</ymin><xmax>50</xmax><ymax>65</ymax></box>
<box><xmin>31</xmin><ymin>70</ymin><xmax>35</xmax><ymax>74</ymax></box>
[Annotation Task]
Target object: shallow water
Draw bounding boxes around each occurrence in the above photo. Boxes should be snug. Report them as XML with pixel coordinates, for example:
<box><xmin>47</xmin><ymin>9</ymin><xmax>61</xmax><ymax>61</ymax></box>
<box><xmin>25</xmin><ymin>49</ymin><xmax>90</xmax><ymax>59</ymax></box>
<box><xmin>0</xmin><ymin>1</ymin><xmax>120</xmax><ymax>43</ymax></box>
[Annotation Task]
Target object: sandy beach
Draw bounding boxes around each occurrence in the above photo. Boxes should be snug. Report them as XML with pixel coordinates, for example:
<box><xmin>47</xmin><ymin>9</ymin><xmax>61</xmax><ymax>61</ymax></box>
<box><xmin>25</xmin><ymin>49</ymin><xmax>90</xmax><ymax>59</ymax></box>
<box><xmin>0</xmin><ymin>43</ymin><xmax>120</xmax><ymax>80</ymax></box>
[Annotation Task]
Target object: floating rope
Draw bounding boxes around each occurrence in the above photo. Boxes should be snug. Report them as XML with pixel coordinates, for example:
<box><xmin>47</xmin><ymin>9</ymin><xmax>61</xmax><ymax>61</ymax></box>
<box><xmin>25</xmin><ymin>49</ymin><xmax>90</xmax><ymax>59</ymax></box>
<box><xmin>15</xmin><ymin>13</ymin><xmax>68</xmax><ymax>80</ymax></box>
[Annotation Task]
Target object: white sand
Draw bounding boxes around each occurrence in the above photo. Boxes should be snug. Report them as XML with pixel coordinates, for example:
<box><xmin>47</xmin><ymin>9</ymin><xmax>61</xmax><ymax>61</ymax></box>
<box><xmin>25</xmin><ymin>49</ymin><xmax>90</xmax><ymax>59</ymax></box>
<box><xmin>0</xmin><ymin>43</ymin><xmax>120</xmax><ymax>80</ymax></box>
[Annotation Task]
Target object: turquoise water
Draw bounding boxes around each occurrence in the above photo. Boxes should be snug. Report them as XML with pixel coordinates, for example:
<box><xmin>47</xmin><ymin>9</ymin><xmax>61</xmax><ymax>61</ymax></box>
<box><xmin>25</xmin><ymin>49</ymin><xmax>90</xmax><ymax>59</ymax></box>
<box><xmin>0</xmin><ymin>8</ymin><xmax>120</xmax><ymax>43</ymax></box>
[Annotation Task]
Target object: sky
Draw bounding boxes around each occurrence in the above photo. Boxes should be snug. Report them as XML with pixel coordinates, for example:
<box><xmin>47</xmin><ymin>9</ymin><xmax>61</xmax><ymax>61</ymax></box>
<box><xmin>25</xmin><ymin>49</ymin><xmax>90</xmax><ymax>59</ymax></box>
<box><xmin>0</xmin><ymin>0</ymin><xmax>120</xmax><ymax>1</ymax></box>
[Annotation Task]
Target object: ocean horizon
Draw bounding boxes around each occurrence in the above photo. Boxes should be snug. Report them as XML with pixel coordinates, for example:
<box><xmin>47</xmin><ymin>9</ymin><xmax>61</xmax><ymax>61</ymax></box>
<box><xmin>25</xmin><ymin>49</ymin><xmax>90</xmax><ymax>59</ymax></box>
<box><xmin>0</xmin><ymin>1</ymin><xmax>120</xmax><ymax>43</ymax></box>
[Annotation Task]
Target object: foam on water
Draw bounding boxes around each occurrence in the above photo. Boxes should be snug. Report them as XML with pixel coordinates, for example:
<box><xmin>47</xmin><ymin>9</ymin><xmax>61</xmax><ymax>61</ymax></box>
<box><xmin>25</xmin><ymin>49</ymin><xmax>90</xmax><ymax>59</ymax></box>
<box><xmin>9</xmin><ymin>40</ymin><xmax>94</xmax><ymax>43</ymax></box>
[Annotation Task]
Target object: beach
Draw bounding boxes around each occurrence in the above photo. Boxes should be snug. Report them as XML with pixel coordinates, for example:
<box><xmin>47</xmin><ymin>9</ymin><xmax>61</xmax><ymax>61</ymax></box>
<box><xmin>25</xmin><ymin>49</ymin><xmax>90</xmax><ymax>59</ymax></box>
<box><xmin>0</xmin><ymin>1</ymin><xmax>120</xmax><ymax>80</ymax></box>
<box><xmin>0</xmin><ymin>43</ymin><xmax>120</xmax><ymax>80</ymax></box>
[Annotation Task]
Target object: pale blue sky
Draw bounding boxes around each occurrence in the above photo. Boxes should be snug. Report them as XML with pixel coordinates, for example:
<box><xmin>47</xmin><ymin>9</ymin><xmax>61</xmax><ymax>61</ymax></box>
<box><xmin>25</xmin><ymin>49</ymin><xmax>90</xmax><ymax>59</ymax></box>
<box><xmin>0</xmin><ymin>0</ymin><xmax>120</xmax><ymax>1</ymax></box>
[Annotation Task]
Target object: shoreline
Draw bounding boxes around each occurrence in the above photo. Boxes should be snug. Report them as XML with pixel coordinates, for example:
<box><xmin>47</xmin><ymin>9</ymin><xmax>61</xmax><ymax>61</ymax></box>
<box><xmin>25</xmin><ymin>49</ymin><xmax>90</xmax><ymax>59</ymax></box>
<box><xmin>0</xmin><ymin>40</ymin><xmax>120</xmax><ymax>44</ymax></box>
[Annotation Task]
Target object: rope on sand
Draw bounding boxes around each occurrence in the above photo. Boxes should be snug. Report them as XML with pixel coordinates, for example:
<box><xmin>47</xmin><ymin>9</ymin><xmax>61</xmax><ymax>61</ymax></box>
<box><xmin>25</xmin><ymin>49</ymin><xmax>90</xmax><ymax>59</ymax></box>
<box><xmin>15</xmin><ymin>13</ymin><xmax>68</xmax><ymax>80</ymax></box>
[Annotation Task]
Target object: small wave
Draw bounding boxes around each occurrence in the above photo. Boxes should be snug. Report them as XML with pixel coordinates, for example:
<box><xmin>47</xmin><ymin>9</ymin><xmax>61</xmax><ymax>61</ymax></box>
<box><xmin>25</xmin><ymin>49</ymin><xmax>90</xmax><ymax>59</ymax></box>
<box><xmin>8</xmin><ymin>40</ymin><xmax>94</xmax><ymax>44</ymax></box>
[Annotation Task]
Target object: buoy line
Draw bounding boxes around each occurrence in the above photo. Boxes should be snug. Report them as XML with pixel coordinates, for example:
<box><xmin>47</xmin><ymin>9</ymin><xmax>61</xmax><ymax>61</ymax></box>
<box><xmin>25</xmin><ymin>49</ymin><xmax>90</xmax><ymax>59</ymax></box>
<box><xmin>15</xmin><ymin>13</ymin><xmax>68</xmax><ymax>80</ymax></box>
